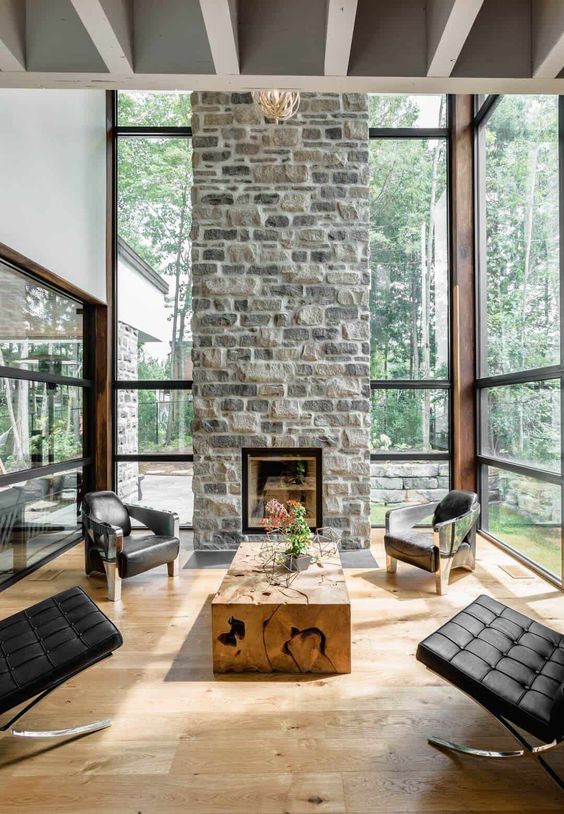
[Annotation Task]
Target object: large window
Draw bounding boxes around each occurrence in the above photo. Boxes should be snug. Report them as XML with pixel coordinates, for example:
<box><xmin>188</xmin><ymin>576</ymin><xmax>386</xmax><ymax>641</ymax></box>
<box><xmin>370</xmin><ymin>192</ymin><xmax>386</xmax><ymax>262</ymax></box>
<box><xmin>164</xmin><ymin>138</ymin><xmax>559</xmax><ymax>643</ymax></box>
<box><xmin>114</xmin><ymin>91</ymin><xmax>193</xmax><ymax>526</ymax></box>
<box><xmin>476</xmin><ymin>95</ymin><xmax>563</xmax><ymax>584</ymax></box>
<box><xmin>0</xmin><ymin>258</ymin><xmax>89</xmax><ymax>588</ymax></box>
<box><xmin>369</xmin><ymin>95</ymin><xmax>451</xmax><ymax>525</ymax></box>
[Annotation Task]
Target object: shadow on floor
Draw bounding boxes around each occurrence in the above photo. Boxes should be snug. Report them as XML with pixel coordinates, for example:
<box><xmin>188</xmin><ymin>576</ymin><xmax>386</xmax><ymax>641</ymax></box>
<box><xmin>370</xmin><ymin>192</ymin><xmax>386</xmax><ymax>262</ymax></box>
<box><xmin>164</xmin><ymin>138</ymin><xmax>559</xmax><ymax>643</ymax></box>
<box><xmin>183</xmin><ymin>548</ymin><xmax>379</xmax><ymax>570</ymax></box>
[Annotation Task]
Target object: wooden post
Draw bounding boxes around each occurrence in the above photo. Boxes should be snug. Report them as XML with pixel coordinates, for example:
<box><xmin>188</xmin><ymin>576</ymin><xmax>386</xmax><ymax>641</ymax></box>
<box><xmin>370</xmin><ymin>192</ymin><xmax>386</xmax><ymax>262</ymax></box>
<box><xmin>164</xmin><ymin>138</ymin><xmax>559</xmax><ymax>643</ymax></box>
<box><xmin>451</xmin><ymin>95</ymin><xmax>477</xmax><ymax>492</ymax></box>
<box><xmin>92</xmin><ymin>91</ymin><xmax>115</xmax><ymax>491</ymax></box>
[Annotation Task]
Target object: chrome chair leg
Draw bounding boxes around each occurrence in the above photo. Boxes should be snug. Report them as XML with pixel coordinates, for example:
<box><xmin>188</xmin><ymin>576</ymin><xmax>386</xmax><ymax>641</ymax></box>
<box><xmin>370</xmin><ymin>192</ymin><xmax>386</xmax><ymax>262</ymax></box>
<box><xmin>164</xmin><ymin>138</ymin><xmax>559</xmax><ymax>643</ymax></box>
<box><xmin>103</xmin><ymin>560</ymin><xmax>122</xmax><ymax>602</ymax></box>
<box><xmin>0</xmin><ymin>654</ymin><xmax>113</xmax><ymax>742</ymax></box>
<box><xmin>435</xmin><ymin>556</ymin><xmax>453</xmax><ymax>595</ymax></box>
<box><xmin>425</xmin><ymin>669</ymin><xmax>564</xmax><ymax>790</ymax></box>
<box><xmin>386</xmin><ymin>555</ymin><xmax>397</xmax><ymax>574</ymax></box>
<box><xmin>429</xmin><ymin>736</ymin><xmax>524</xmax><ymax>759</ymax></box>
<box><xmin>11</xmin><ymin>719</ymin><xmax>111</xmax><ymax>738</ymax></box>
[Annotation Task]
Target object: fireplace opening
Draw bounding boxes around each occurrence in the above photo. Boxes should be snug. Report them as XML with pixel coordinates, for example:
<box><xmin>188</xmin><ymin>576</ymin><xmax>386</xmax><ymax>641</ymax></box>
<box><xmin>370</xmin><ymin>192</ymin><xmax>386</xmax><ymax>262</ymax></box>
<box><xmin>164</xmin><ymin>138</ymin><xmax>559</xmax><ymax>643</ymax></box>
<box><xmin>242</xmin><ymin>448</ymin><xmax>322</xmax><ymax>534</ymax></box>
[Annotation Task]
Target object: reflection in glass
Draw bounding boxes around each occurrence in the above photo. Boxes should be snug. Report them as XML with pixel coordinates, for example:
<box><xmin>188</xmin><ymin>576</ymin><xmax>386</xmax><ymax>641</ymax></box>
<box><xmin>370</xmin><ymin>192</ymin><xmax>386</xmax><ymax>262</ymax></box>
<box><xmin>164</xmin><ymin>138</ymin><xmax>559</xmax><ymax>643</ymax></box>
<box><xmin>0</xmin><ymin>468</ymin><xmax>82</xmax><ymax>586</ymax></box>
<box><xmin>485</xmin><ymin>466</ymin><xmax>561</xmax><ymax>578</ymax></box>
<box><xmin>481</xmin><ymin>381</ymin><xmax>560</xmax><ymax>472</ymax></box>
<box><xmin>117</xmin><ymin>461</ymin><xmax>193</xmax><ymax>526</ymax></box>
<box><xmin>369</xmin><ymin>138</ymin><xmax>448</xmax><ymax>379</ymax></box>
<box><xmin>371</xmin><ymin>389</ymin><xmax>449</xmax><ymax>452</ymax></box>
<box><xmin>369</xmin><ymin>94</ymin><xmax>446</xmax><ymax>128</ymax></box>
<box><xmin>117</xmin><ymin>136</ymin><xmax>192</xmax><ymax>380</ymax></box>
<box><xmin>117</xmin><ymin>91</ymin><xmax>191</xmax><ymax>127</ymax></box>
<box><xmin>483</xmin><ymin>95</ymin><xmax>559</xmax><ymax>375</ymax></box>
<box><xmin>0</xmin><ymin>379</ymin><xmax>83</xmax><ymax>473</ymax></box>
<box><xmin>116</xmin><ymin>389</ymin><xmax>193</xmax><ymax>455</ymax></box>
<box><xmin>370</xmin><ymin>459</ymin><xmax>449</xmax><ymax>526</ymax></box>
<box><xmin>0</xmin><ymin>260</ymin><xmax>83</xmax><ymax>375</ymax></box>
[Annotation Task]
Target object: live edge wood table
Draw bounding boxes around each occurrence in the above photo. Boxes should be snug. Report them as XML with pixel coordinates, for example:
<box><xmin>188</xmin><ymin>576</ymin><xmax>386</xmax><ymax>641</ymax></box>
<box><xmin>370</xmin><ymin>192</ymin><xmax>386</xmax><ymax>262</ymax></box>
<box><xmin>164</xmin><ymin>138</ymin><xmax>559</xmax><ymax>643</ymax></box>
<box><xmin>212</xmin><ymin>542</ymin><xmax>351</xmax><ymax>674</ymax></box>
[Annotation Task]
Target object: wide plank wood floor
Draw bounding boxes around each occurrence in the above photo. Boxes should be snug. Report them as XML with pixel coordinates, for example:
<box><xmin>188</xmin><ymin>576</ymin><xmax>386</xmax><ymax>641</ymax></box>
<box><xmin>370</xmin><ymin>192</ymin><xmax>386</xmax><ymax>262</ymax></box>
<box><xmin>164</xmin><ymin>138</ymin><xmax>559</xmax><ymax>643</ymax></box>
<box><xmin>0</xmin><ymin>531</ymin><xmax>563</xmax><ymax>813</ymax></box>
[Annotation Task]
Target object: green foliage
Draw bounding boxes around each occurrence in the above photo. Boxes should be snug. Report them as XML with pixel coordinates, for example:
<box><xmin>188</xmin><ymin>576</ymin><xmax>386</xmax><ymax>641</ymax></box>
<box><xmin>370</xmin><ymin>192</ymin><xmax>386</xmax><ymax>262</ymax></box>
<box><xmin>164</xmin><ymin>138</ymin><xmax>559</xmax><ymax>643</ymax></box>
<box><xmin>484</xmin><ymin>96</ymin><xmax>559</xmax><ymax>376</ymax></box>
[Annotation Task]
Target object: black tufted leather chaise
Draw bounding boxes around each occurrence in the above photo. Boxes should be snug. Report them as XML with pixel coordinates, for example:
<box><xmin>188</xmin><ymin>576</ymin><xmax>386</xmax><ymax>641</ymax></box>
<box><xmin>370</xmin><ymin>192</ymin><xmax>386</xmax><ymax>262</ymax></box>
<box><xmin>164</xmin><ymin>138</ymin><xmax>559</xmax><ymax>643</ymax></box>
<box><xmin>82</xmin><ymin>491</ymin><xmax>180</xmax><ymax>601</ymax></box>
<box><xmin>0</xmin><ymin>586</ymin><xmax>122</xmax><ymax>740</ymax></box>
<box><xmin>417</xmin><ymin>594</ymin><xmax>564</xmax><ymax>789</ymax></box>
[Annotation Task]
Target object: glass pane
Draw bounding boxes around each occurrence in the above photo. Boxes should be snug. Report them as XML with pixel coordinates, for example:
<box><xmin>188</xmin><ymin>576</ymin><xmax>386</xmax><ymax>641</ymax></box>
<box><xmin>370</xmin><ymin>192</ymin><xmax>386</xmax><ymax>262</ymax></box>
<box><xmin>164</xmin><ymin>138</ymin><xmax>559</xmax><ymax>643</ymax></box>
<box><xmin>117</xmin><ymin>91</ymin><xmax>191</xmax><ymax>127</ymax></box>
<box><xmin>117</xmin><ymin>137</ymin><xmax>192</xmax><ymax>380</ymax></box>
<box><xmin>369</xmin><ymin>138</ymin><xmax>448</xmax><ymax>379</ymax></box>
<box><xmin>370</xmin><ymin>459</ymin><xmax>449</xmax><ymax>525</ymax></box>
<box><xmin>0</xmin><ymin>467</ymin><xmax>82</xmax><ymax>587</ymax></box>
<box><xmin>117</xmin><ymin>389</ymin><xmax>193</xmax><ymax>455</ymax></box>
<box><xmin>369</xmin><ymin>94</ymin><xmax>446</xmax><ymax>128</ymax></box>
<box><xmin>483</xmin><ymin>95</ymin><xmax>559</xmax><ymax>376</ymax></box>
<box><xmin>0</xmin><ymin>379</ymin><xmax>83</xmax><ymax>473</ymax></box>
<box><xmin>485</xmin><ymin>466</ymin><xmax>561</xmax><ymax>578</ymax></box>
<box><xmin>481</xmin><ymin>381</ymin><xmax>560</xmax><ymax>472</ymax></box>
<box><xmin>117</xmin><ymin>461</ymin><xmax>193</xmax><ymax>526</ymax></box>
<box><xmin>0</xmin><ymin>260</ymin><xmax>83</xmax><ymax>376</ymax></box>
<box><xmin>371</xmin><ymin>389</ymin><xmax>449</xmax><ymax>452</ymax></box>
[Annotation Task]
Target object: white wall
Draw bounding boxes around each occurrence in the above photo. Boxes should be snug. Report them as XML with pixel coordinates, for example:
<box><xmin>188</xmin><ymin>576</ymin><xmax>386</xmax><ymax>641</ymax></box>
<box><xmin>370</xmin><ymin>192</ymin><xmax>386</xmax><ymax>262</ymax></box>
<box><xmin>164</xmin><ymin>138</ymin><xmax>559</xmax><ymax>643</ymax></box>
<box><xmin>118</xmin><ymin>253</ymin><xmax>170</xmax><ymax>344</ymax></box>
<box><xmin>0</xmin><ymin>89</ymin><xmax>106</xmax><ymax>302</ymax></box>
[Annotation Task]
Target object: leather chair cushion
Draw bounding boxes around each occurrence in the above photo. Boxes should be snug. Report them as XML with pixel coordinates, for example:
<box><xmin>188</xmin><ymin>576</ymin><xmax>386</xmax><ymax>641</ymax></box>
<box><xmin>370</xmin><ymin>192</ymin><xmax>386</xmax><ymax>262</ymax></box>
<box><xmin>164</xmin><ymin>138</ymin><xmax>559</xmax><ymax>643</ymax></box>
<box><xmin>83</xmin><ymin>491</ymin><xmax>131</xmax><ymax>537</ymax></box>
<box><xmin>0</xmin><ymin>586</ymin><xmax>122</xmax><ymax>715</ymax></box>
<box><xmin>433</xmin><ymin>489</ymin><xmax>477</xmax><ymax>525</ymax></box>
<box><xmin>118</xmin><ymin>534</ymin><xmax>180</xmax><ymax>579</ymax></box>
<box><xmin>385</xmin><ymin>531</ymin><xmax>437</xmax><ymax>573</ymax></box>
<box><xmin>417</xmin><ymin>594</ymin><xmax>564</xmax><ymax>743</ymax></box>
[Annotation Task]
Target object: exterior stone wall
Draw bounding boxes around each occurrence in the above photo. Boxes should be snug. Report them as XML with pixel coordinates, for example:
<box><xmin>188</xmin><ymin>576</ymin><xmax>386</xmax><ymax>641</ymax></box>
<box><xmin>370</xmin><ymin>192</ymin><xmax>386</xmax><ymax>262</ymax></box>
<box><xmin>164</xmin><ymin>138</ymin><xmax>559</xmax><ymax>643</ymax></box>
<box><xmin>116</xmin><ymin>321</ymin><xmax>139</xmax><ymax>503</ymax></box>
<box><xmin>371</xmin><ymin>461</ymin><xmax>450</xmax><ymax>507</ymax></box>
<box><xmin>191</xmin><ymin>91</ymin><xmax>371</xmax><ymax>550</ymax></box>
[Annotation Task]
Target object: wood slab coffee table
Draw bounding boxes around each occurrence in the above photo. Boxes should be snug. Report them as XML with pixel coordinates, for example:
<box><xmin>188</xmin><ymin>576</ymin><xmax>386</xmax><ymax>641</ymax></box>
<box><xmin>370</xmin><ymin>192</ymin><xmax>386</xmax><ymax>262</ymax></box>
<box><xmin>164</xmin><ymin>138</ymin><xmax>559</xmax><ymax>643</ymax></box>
<box><xmin>212</xmin><ymin>542</ymin><xmax>351</xmax><ymax>674</ymax></box>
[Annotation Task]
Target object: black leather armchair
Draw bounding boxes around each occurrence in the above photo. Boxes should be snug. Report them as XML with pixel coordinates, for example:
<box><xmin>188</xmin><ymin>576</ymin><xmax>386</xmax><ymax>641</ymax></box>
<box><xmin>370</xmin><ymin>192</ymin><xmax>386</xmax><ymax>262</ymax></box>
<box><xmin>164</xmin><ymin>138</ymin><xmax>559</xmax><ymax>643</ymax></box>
<box><xmin>82</xmin><ymin>491</ymin><xmax>180</xmax><ymax>601</ymax></box>
<box><xmin>385</xmin><ymin>490</ymin><xmax>480</xmax><ymax>595</ymax></box>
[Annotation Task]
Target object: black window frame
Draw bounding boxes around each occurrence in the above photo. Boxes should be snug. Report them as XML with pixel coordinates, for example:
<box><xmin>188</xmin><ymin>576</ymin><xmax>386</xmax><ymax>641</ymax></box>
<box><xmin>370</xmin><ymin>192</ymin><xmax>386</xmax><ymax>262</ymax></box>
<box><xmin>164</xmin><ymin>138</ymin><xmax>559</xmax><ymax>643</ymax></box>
<box><xmin>369</xmin><ymin>97</ymin><xmax>453</xmax><ymax>526</ymax></box>
<box><xmin>111</xmin><ymin>91</ymin><xmax>194</xmax><ymax>529</ymax></box>
<box><xmin>0</xmin><ymin>252</ymin><xmax>93</xmax><ymax>589</ymax></box>
<box><xmin>473</xmin><ymin>93</ymin><xmax>564</xmax><ymax>588</ymax></box>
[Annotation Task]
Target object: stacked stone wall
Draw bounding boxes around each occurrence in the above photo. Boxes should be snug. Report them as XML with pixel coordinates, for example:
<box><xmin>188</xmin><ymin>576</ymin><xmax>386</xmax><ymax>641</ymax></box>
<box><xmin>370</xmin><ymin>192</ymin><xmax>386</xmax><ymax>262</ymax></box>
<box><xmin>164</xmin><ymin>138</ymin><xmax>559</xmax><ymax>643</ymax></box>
<box><xmin>191</xmin><ymin>91</ymin><xmax>371</xmax><ymax>549</ymax></box>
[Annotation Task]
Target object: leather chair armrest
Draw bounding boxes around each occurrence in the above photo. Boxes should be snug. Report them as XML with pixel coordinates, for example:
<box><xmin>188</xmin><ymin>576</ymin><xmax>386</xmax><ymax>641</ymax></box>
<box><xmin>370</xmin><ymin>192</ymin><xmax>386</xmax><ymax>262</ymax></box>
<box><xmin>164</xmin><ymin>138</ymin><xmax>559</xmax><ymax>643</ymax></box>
<box><xmin>433</xmin><ymin>504</ymin><xmax>480</xmax><ymax>557</ymax></box>
<box><xmin>125</xmin><ymin>505</ymin><xmax>180</xmax><ymax>538</ymax></box>
<box><xmin>386</xmin><ymin>502</ymin><xmax>439</xmax><ymax>535</ymax></box>
<box><xmin>81</xmin><ymin>511</ymin><xmax>124</xmax><ymax>562</ymax></box>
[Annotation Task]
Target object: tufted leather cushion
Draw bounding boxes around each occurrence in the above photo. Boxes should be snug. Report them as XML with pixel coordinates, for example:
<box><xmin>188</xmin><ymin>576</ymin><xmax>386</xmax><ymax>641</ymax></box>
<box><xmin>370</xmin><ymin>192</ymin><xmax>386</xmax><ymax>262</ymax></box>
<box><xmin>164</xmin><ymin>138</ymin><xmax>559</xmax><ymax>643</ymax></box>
<box><xmin>385</xmin><ymin>531</ymin><xmax>437</xmax><ymax>573</ymax></box>
<box><xmin>83</xmin><ymin>491</ymin><xmax>131</xmax><ymax>537</ymax></box>
<box><xmin>118</xmin><ymin>534</ymin><xmax>180</xmax><ymax>579</ymax></box>
<box><xmin>417</xmin><ymin>594</ymin><xmax>564</xmax><ymax>742</ymax></box>
<box><xmin>433</xmin><ymin>490</ymin><xmax>477</xmax><ymax>525</ymax></box>
<box><xmin>0</xmin><ymin>586</ymin><xmax>122</xmax><ymax>715</ymax></box>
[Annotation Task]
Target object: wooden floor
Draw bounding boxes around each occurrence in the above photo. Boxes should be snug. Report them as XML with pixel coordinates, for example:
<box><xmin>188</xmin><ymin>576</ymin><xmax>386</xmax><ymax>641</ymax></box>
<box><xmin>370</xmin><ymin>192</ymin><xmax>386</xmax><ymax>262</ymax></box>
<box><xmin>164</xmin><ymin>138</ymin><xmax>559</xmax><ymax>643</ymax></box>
<box><xmin>0</xmin><ymin>532</ymin><xmax>563</xmax><ymax>813</ymax></box>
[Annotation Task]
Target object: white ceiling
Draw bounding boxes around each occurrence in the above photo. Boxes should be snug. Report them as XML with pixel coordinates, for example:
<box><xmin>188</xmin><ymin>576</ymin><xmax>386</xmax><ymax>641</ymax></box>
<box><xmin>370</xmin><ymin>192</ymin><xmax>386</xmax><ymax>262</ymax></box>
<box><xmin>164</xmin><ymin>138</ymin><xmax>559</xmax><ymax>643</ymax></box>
<box><xmin>1</xmin><ymin>0</ymin><xmax>564</xmax><ymax>92</ymax></box>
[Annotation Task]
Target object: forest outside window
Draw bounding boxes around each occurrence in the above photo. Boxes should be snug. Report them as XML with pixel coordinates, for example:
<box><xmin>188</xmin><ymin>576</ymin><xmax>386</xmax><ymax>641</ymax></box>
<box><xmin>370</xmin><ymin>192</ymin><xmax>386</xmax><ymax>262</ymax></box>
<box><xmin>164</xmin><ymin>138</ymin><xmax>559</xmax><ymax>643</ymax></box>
<box><xmin>476</xmin><ymin>94</ymin><xmax>564</xmax><ymax>585</ymax></box>
<box><xmin>369</xmin><ymin>94</ymin><xmax>451</xmax><ymax>526</ymax></box>
<box><xmin>114</xmin><ymin>91</ymin><xmax>193</xmax><ymax>527</ymax></box>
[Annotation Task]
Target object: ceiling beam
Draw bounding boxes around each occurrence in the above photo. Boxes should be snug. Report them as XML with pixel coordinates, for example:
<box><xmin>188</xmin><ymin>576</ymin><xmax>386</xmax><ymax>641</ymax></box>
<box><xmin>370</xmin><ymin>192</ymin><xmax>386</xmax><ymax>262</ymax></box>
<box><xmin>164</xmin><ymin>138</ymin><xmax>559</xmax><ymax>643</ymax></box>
<box><xmin>69</xmin><ymin>0</ymin><xmax>134</xmax><ymax>74</ymax></box>
<box><xmin>426</xmin><ymin>0</ymin><xmax>484</xmax><ymax>77</ymax></box>
<box><xmin>533</xmin><ymin>0</ymin><xmax>564</xmax><ymax>78</ymax></box>
<box><xmin>0</xmin><ymin>0</ymin><xmax>26</xmax><ymax>71</ymax></box>
<box><xmin>324</xmin><ymin>0</ymin><xmax>358</xmax><ymax>76</ymax></box>
<box><xmin>199</xmin><ymin>0</ymin><xmax>239</xmax><ymax>75</ymax></box>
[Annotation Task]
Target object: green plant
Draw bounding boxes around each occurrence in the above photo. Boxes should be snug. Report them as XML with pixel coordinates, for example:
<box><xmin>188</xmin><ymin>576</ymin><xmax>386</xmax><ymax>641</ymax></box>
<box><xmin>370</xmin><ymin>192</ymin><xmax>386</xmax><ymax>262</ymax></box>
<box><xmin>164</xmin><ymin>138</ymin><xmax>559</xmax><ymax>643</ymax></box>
<box><xmin>261</xmin><ymin>499</ymin><xmax>312</xmax><ymax>557</ymax></box>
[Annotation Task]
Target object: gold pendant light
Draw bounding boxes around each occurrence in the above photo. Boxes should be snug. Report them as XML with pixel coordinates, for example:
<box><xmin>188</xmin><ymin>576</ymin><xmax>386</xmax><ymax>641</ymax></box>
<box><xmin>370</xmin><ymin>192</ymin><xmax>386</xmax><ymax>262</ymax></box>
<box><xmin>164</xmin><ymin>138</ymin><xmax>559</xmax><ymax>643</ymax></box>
<box><xmin>252</xmin><ymin>90</ymin><xmax>301</xmax><ymax>124</ymax></box>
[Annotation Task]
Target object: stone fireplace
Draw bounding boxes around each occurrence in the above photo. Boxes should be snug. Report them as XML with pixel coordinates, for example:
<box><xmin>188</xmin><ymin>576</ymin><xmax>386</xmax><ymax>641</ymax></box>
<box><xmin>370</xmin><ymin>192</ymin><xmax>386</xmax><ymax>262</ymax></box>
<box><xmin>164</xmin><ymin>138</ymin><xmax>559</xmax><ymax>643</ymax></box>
<box><xmin>242</xmin><ymin>447</ymin><xmax>322</xmax><ymax>534</ymax></box>
<box><xmin>191</xmin><ymin>91</ymin><xmax>371</xmax><ymax>550</ymax></box>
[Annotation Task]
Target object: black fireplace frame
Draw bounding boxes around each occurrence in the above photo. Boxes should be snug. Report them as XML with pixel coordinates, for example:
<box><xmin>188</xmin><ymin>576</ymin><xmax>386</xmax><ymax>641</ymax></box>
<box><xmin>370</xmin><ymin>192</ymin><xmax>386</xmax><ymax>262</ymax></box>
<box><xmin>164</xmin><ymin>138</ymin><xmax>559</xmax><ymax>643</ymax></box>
<box><xmin>241</xmin><ymin>447</ymin><xmax>323</xmax><ymax>534</ymax></box>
